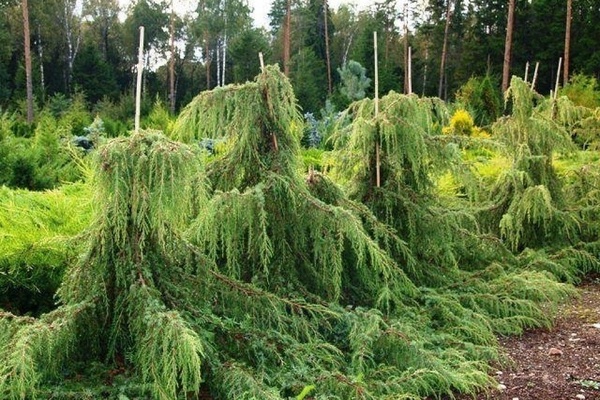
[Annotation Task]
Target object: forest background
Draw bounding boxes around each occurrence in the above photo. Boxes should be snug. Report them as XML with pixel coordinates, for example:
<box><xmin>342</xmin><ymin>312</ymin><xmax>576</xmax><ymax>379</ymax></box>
<box><xmin>1</xmin><ymin>0</ymin><xmax>599</xmax><ymax>124</ymax></box>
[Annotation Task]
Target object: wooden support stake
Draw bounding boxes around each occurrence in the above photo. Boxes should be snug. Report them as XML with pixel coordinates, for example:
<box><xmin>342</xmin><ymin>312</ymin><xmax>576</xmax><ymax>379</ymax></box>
<box><xmin>135</xmin><ymin>26</ymin><xmax>145</xmax><ymax>133</ymax></box>
<box><xmin>259</xmin><ymin>52</ymin><xmax>265</xmax><ymax>72</ymax></box>
<box><xmin>554</xmin><ymin>57</ymin><xmax>562</xmax><ymax>100</ymax></box>
<box><xmin>524</xmin><ymin>61</ymin><xmax>529</xmax><ymax>83</ymax></box>
<box><xmin>531</xmin><ymin>62</ymin><xmax>540</xmax><ymax>91</ymax></box>
<box><xmin>407</xmin><ymin>46</ymin><xmax>413</xmax><ymax>94</ymax></box>
<box><xmin>374</xmin><ymin>31</ymin><xmax>380</xmax><ymax>188</ymax></box>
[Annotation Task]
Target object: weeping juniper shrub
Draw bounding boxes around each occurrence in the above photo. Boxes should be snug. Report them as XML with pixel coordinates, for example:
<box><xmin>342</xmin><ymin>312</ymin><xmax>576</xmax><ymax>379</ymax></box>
<box><xmin>0</xmin><ymin>130</ymin><xmax>206</xmax><ymax>399</ymax></box>
<box><xmin>329</xmin><ymin>89</ymin><xmax>574</xmax><ymax>350</ymax></box>
<box><xmin>172</xmin><ymin>67</ymin><xmax>445</xmax><ymax>399</ymax></box>
<box><xmin>482</xmin><ymin>77</ymin><xmax>575</xmax><ymax>249</ymax></box>
<box><xmin>170</xmin><ymin>66</ymin><xmax>572</xmax><ymax>398</ymax></box>
<box><xmin>329</xmin><ymin>92</ymin><xmax>497</xmax><ymax>285</ymax></box>
<box><xmin>562</xmin><ymin>153</ymin><xmax>600</xmax><ymax>246</ymax></box>
<box><xmin>478</xmin><ymin>77</ymin><xmax>600</xmax><ymax>282</ymax></box>
<box><xmin>174</xmin><ymin>66</ymin><xmax>414</xmax><ymax>307</ymax></box>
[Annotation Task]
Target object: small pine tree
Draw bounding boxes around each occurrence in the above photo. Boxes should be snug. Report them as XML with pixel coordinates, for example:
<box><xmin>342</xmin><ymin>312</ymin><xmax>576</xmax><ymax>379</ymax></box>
<box><xmin>338</xmin><ymin>60</ymin><xmax>371</xmax><ymax>102</ymax></box>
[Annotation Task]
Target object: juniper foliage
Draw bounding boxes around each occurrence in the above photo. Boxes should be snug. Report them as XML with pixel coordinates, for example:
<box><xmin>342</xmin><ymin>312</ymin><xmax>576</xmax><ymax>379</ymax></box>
<box><xmin>328</xmin><ymin>87</ymin><xmax>575</xmax><ymax>375</ymax></box>
<box><xmin>0</xmin><ymin>183</ymin><xmax>91</xmax><ymax>314</ymax></box>
<box><xmin>480</xmin><ymin>77</ymin><xmax>576</xmax><ymax>249</ymax></box>
<box><xmin>175</xmin><ymin>66</ymin><xmax>415</xmax><ymax>307</ymax></box>
<box><xmin>0</xmin><ymin>68</ymin><xmax>588</xmax><ymax>400</ymax></box>
<box><xmin>329</xmin><ymin>92</ymin><xmax>502</xmax><ymax>285</ymax></box>
<box><xmin>472</xmin><ymin>77</ymin><xmax>600</xmax><ymax>283</ymax></box>
<box><xmin>0</xmin><ymin>131</ymin><xmax>205</xmax><ymax>399</ymax></box>
<box><xmin>170</xmin><ymin>67</ymin><xmax>573</xmax><ymax>398</ymax></box>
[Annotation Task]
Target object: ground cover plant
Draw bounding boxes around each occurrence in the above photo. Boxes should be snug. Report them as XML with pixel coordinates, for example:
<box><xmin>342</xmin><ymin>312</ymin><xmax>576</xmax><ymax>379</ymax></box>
<box><xmin>0</xmin><ymin>183</ymin><xmax>92</xmax><ymax>315</ymax></box>
<box><xmin>0</xmin><ymin>67</ymin><xmax>599</xmax><ymax>399</ymax></box>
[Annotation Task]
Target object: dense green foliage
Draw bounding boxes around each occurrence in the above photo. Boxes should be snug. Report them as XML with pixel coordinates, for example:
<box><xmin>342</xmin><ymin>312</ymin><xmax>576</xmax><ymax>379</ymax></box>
<box><xmin>0</xmin><ymin>183</ymin><xmax>91</xmax><ymax>315</ymax></box>
<box><xmin>1</xmin><ymin>130</ymin><xmax>205</xmax><ymax>399</ymax></box>
<box><xmin>2</xmin><ymin>66</ymin><xmax>600</xmax><ymax>399</ymax></box>
<box><xmin>0</xmin><ymin>109</ymin><xmax>84</xmax><ymax>190</ymax></box>
<box><xmin>455</xmin><ymin>75</ymin><xmax>503</xmax><ymax>128</ymax></box>
<box><xmin>1</xmin><ymin>0</ymin><xmax>600</xmax><ymax>115</ymax></box>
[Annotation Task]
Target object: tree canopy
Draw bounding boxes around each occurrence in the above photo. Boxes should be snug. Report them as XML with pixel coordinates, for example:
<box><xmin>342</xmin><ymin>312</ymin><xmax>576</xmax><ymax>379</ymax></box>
<box><xmin>0</xmin><ymin>0</ymin><xmax>598</xmax><ymax>114</ymax></box>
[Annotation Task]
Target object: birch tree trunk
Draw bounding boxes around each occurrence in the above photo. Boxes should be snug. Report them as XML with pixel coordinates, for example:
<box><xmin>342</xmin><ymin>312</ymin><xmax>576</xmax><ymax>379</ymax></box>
<box><xmin>438</xmin><ymin>0</ymin><xmax>452</xmax><ymax>99</ymax></box>
<box><xmin>341</xmin><ymin>32</ymin><xmax>354</xmax><ymax>67</ymax></box>
<box><xmin>36</xmin><ymin>24</ymin><xmax>45</xmax><ymax>101</ymax></box>
<box><xmin>501</xmin><ymin>0</ymin><xmax>516</xmax><ymax>92</ymax></box>
<box><xmin>563</xmin><ymin>0</ymin><xmax>572</xmax><ymax>85</ymax></box>
<box><xmin>22</xmin><ymin>0</ymin><xmax>34</xmax><ymax>123</ymax></box>
<box><xmin>205</xmin><ymin>37</ymin><xmax>211</xmax><ymax>89</ymax></box>
<box><xmin>63</xmin><ymin>0</ymin><xmax>83</xmax><ymax>92</ymax></box>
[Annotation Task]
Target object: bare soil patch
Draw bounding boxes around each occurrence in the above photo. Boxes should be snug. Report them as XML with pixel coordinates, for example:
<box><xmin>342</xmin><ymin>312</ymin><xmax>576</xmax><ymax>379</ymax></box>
<box><xmin>470</xmin><ymin>280</ymin><xmax>600</xmax><ymax>400</ymax></box>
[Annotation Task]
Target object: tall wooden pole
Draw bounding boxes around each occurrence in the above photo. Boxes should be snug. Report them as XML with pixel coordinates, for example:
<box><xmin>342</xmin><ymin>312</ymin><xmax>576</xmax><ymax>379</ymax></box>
<box><xmin>222</xmin><ymin>0</ymin><xmax>227</xmax><ymax>86</ymax></box>
<box><xmin>554</xmin><ymin>57</ymin><xmax>562</xmax><ymax>100</ymax></box>
<box><xmin>374</xmin><ymin>32</ymin><xmax>379</xmax><ymax>117</ymax></box>
<box><xmin>374</xmin><ymin>31</ymin><xmax>380</xmax><ymax>188</ymax></box>
<box><xmin>22</xmin><ymin>0</ymin><xmax>34</xmax><ymax>123</ymax></box>
<box><xmin>283</xmin><ymin>0</ymin><xmax>291</xmax><ymax>76</ymax></box>
<box><xmin>407</xmin><ymin>47</ymin><xmax>412</xmax><ymax>94</ymax></box>
<box><xmin>135</xmin><ymin>26</ymin><xmax>145</xmax><ymax>133</ymax></box>
<box><xmin>403</xmin><ymin>3</ymin><xmax>409</xmax><ymax>94</ymax></box>
<box><xmin>502</xmin><ymin>0</ymin><xmax>516</xmax><ymax>92</ymax></box>
<box><xmin>531</xmin><ymin>61</ymin><xmax>540</xmax><ymax>91</ymax></box>
<box><xmin>563</xmin><ymin>0</ymin><xmax>572</xmax><ymax>85</ymax></box>
<box><xmin>324</xmin><ymin>0</ymin><xmax>332</xmax><ymax>95</ymax></box>
<box><xmin>422</xmin><ymin>44</ymin><xmax>428</xmax><ymax>96</ymax></box>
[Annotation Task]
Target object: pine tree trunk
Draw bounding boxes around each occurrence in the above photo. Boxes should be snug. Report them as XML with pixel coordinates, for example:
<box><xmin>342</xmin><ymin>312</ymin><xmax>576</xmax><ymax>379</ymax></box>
<box><xmin>324</xmin><ymin>0</ymin><xmax>332</xmax><ymax>95</ymax></box>
<box><xmin>438</xmin><ymin>0</ymin><xmax>452</xmax><ymax>99</ymax></box>
<box><xmin>22</xmin><ymin>0</ymin><xmax>34</xmax><ymax>123</ymax></box>
<box><xmin>205</xmin><ymin>37</ymin><xmax>211</xmax><ymax>89</ymax></box>
<box><xmin>563</xmin><ymin>0</ymin><xmax>572</xmax><ymax>85</ymax></box>
<box><xmin>283</xmin><ymin>0</ymin><xmax>291</xmax><ymax>76</ymax></box>
<box><xmin>169</xmin><ymin>2</ymin><xmax>176</xmax><ymax>113</ymax></box>
<box><xmin>502</xmin><ymin>0</ymin><xmax>516</xmax><ymax>92</ymax></box>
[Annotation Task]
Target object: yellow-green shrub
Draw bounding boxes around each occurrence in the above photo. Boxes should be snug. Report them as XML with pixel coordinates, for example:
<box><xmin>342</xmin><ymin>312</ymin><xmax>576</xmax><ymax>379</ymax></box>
<box><xmin>443</xmin><ymin>109</ymin><xmax>490</xmax><ymax>138</ymax></box>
